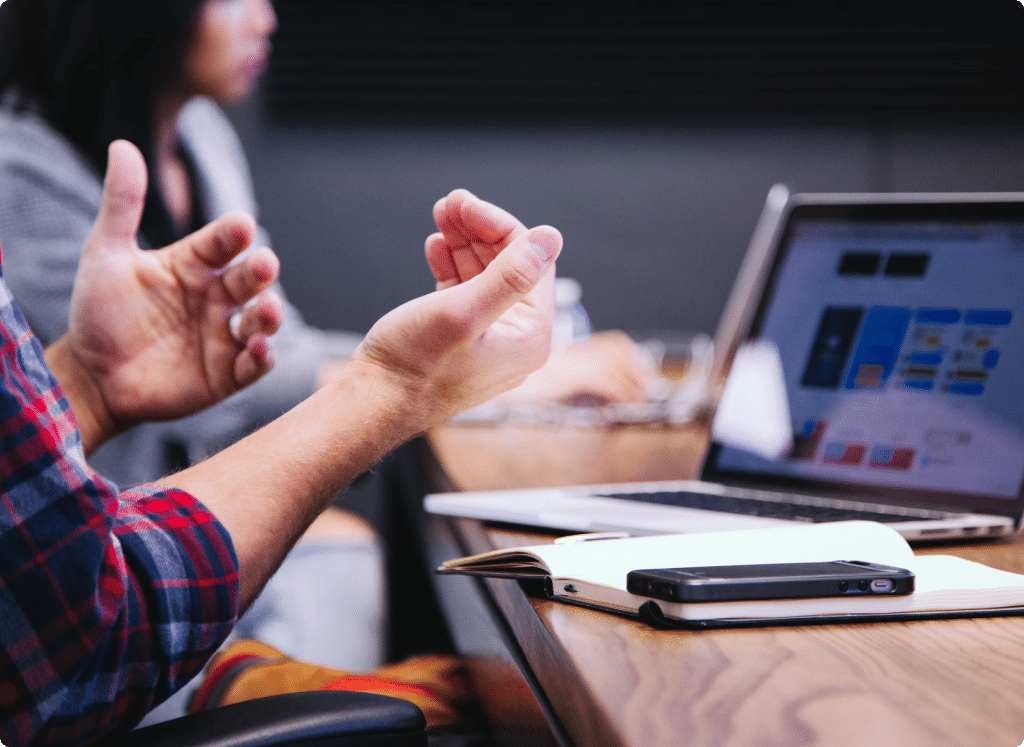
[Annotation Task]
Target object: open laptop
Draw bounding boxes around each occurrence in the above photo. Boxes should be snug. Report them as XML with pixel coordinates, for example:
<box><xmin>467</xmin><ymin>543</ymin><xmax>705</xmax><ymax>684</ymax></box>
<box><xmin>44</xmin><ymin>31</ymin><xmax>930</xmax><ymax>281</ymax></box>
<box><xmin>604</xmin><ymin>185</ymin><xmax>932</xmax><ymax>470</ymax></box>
<box><xmin>425</xmin><ymin>186</ymin><xmax>1024</xmax><ymax>542</ymax></box>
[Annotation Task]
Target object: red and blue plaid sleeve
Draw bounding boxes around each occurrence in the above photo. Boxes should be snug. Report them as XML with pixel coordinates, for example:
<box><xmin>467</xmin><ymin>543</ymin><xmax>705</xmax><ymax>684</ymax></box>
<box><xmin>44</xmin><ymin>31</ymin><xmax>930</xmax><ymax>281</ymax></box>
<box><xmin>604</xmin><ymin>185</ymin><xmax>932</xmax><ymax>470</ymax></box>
<box><xmin>0</xmin><ymin>270</ymin><xmax>240</xmax><ymax>746</ymax></box>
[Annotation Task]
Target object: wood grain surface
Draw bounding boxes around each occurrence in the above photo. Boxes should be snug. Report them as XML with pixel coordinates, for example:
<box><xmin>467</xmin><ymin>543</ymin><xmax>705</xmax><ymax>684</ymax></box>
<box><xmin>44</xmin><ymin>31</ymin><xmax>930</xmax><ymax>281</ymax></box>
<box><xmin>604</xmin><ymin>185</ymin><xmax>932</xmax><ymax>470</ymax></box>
<box><xmin>427</xmin><ymin>421</ymin><xmax>1024</xmax><ymax>747</ymax></box>
<box><xmin>429</xmin><ymin>421</ymin><xmax>706</xmax><ymax>492</ymax></box>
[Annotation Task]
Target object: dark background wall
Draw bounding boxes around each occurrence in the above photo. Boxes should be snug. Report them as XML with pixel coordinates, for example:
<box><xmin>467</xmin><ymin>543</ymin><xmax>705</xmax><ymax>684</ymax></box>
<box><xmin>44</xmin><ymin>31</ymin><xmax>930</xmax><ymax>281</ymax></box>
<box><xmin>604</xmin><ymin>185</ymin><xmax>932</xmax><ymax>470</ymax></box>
<box><xmin>224</xmin><ymin>1</ymin><xmax>1024</xmax><ymax>339</ymax></box>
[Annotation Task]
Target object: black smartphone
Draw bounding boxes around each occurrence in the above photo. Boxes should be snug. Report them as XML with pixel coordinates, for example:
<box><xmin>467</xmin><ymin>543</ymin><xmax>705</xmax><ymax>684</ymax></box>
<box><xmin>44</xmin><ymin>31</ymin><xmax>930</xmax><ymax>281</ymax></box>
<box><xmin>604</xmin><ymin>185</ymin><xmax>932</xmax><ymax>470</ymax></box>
<box><xmin>626</xmin><ymin>560</ymin><xmax>915</xmax><ymax>603</ymax></box>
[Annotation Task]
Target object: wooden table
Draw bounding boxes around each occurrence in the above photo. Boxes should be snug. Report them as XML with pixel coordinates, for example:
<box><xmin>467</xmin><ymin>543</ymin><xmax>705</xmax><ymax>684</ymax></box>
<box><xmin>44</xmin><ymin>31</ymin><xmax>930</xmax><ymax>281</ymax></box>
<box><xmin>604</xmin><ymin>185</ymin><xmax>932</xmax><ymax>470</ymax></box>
<box><xmin>419</xmin><ymin>420</ymin><xmax>1024</xmax><ymax>747</ymax></box>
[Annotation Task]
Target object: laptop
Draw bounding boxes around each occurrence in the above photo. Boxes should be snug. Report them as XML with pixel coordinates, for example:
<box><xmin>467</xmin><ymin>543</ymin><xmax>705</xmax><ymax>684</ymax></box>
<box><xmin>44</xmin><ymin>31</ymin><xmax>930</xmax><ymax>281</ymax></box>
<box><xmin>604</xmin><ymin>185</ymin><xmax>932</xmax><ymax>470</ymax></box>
<box><xmin>425</xmin><ymin>186</ymin><xmax>1024</xmax><ymax>542</ymax></box>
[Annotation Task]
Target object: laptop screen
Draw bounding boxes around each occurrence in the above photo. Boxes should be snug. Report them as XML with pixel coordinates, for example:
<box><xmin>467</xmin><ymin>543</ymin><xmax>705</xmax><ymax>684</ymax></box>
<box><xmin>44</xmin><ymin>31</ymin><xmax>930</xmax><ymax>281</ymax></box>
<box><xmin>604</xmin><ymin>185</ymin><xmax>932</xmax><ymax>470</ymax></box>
<box><xmin>703</xmin><ymin>198</ymin><xmax>1024</xmax><ymax>517</ymax></box>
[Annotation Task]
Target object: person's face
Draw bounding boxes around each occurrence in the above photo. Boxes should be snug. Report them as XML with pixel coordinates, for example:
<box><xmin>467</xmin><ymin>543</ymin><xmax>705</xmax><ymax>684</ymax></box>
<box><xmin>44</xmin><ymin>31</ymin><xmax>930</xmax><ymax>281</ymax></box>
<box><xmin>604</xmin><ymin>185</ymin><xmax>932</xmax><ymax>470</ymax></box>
<box><xmin>179</xmin><ymin>0</ymin><xmax>278</xmax><ymax>103</ymax></box>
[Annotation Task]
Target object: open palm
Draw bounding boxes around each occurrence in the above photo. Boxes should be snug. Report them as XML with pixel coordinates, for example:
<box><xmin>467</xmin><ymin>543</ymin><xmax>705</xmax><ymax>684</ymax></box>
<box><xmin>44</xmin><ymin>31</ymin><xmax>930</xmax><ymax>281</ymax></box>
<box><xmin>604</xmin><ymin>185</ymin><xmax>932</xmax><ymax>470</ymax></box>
<box><xmin>63</xmin><ymin>140</ymin><xmax>283</xmax><ymax>435</ymax></box>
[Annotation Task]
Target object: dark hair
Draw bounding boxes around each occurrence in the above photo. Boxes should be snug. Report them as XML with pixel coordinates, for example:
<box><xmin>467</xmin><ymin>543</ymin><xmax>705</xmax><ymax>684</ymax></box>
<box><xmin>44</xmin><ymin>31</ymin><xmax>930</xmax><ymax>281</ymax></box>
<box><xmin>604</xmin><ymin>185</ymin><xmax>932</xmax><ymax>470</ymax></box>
<box><xmin>0</xmin><ymin>0</ymin><xmax>206</xmax><ymax>246</ymax></box>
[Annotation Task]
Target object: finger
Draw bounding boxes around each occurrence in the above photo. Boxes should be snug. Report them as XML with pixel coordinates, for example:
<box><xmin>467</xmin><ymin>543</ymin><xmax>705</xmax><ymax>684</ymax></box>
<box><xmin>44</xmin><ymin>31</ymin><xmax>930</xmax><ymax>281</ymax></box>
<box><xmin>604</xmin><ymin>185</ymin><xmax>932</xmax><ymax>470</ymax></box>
<box><xmin>234</xmin><ymin>333</ymin><xmax>276</xmax><ymax>388</ymax></box>
<box><xmin>434</xmin><ymin>189</ymin><xmax>524</xmax><ymax>251</ymax></box>
<box><xmin>458</xmin><ymin>197</ymin><xmax>525</xmax><ymax>280</ymax></box>
<box><xmin>433</xmin><ymin>191</ymin><xmax>486</xmax><ymax>281</ymax></box>
<box><xmin>459</xmin><ymin>196</ymin><xmax>525</xmax><ymax>247</ymax></box>
<box><xmin>170</xmin><ymin>212</ymin><xmax>258</xmax><ymax>275</ymax></box>
<box><xmin>589</xmin><ymin>338</ymin><xmax>658</xmax><ymax>401</ymax></box>
<box><xmin>591</xmin><ymin>331</ymin><xmax>661</xmax><ymax>377</ymax></box>
<box><xmin>220</xmin><ymin>245</ymin><xmax>280</xmax><ymax>305</ymax></box>
<box><xmin>432</xmin><ymin>189</ymin><xmax>477</xmax><ymax>247</ymax></box>
<box><xmin>433</xmin><ymin>190</ymin><xmax>527</xmax><ymax>284</ymax></box>
<box><xmin>606</xmin><ymin>367</ymin><xmax>651</xmax><ymax>403</ymax></box>
<box><xmin>451</xmin><ymin>242</ymin><xmax>487</xmax><ymax>283</ymax></box>
<box><xmin>231</xmin><ymin>292</ymin><xmax>285</xmax><ymax>341</ymax></box>
<box><xmin>442</xmin><ymin>225</ymin><xmax>562</xmax><ymax>333</ymax></box>
<box><xmin>84</xmin><ymin>140</ymin><xmax>147</xmax><ymax>257</ymax></box>
<box><xmin>425</xmin><ymin>232</ymin><xmax>460</xmax><ymax>289</ymax></box>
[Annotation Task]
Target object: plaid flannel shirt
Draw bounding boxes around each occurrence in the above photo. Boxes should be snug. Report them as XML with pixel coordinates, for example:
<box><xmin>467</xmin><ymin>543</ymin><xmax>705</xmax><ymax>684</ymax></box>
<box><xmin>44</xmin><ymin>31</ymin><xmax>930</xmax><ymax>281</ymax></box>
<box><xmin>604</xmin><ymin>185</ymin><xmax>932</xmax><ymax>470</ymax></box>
<box><xmin>0</xmin><ymin>253</ymin><xmax>240</xmax><ymax>747</ymax></box>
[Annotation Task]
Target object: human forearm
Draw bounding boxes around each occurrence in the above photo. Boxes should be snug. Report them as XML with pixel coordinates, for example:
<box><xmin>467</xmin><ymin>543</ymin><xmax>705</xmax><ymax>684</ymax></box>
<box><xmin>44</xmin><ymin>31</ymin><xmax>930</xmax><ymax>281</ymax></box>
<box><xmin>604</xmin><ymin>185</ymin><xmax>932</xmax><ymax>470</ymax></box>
<box><xmin>162</xmin><ymin>358</ymin><xmax>429</xmax><ymax>607</ymax></box>
<box><xmin>165</xmin><ymin>218</ymin><xmax>561</xmax><ymax>608</ymax></box>
<box><xmin>169</xmin><ymin>193</ymin><xmax>560</xmax><ymax>610</ymax></box>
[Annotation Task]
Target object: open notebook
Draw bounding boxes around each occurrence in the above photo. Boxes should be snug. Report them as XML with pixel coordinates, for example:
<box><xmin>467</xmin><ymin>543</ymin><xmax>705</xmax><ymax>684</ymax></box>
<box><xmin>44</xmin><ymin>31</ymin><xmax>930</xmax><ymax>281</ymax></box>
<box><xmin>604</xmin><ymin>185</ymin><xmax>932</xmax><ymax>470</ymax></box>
<box><xmin>437</xmin><ymin>522</ymin><xmax>1024</xmax><ymax>629</ymax></box>
<box><xmin>427</xmin><ymin>187</ymin><xmax>1024</xmax><ymax>542</ymax></box>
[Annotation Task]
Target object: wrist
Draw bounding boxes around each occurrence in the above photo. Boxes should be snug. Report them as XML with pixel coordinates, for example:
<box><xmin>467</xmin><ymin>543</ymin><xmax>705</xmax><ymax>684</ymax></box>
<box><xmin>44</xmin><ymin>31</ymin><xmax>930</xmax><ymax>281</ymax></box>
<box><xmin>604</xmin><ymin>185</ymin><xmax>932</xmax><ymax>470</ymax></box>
<box><xmin>44</xmin><ymin>336</ymin><xmax>118</xmax><ymax>455</ymax></box>
<box><xmin>326</xmin><ymin>357</ymin><xmax>437</xmax><ymax>443</ymax></box>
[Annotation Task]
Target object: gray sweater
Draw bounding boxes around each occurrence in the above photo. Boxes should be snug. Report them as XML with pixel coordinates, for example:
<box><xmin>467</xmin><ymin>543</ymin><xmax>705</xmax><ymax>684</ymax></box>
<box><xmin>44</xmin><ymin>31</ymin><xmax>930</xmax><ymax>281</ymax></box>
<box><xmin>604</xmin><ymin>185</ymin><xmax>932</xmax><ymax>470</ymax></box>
<box><xmin>0</xmin><ymin>96</ymin><xmax>363</xmax><ymax>484</ymax></box>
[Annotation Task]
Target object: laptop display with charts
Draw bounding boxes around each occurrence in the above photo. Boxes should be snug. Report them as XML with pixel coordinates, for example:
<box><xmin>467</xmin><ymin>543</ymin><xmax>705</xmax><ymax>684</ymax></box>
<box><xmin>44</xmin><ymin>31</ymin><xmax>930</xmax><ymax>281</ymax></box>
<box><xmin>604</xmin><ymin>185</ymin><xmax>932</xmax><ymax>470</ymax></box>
<box><xmin>425</xmin><ymin>188</ymin><xmax>1024</xmax><ymax>541</ymax></box>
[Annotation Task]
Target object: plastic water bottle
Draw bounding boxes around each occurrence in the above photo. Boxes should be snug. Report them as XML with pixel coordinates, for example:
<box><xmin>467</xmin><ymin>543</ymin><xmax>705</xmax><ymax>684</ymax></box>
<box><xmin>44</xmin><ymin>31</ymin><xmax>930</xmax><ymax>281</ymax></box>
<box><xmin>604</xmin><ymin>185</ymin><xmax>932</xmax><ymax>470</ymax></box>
<box><xmin>552</xmin><ymin>277</ymin><xmax>591</xmax><ymax>347</ymax></box>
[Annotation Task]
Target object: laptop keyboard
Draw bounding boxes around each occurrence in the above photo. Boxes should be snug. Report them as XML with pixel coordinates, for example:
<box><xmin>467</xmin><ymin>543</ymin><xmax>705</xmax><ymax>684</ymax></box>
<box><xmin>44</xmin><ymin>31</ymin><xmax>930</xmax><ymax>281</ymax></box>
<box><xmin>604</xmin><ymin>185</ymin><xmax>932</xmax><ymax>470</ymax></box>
<box><xmin>597</xmin><ymin>489</ymin><xmax>950</xmax><ymax>524</ymax></box>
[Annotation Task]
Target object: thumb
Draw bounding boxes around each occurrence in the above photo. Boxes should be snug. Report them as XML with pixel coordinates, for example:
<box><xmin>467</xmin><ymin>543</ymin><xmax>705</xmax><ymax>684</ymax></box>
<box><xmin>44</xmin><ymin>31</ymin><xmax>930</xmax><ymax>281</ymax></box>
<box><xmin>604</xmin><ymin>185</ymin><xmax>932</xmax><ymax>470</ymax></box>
<box><xmin>450</xmin><ymin>226</ymin><xmax>563</xmax><ymax>329</ymax></box>
<box><xmin>85</xmin><ymin>139</ymin><xmax>147</xmax><ymax>257</ymax></box>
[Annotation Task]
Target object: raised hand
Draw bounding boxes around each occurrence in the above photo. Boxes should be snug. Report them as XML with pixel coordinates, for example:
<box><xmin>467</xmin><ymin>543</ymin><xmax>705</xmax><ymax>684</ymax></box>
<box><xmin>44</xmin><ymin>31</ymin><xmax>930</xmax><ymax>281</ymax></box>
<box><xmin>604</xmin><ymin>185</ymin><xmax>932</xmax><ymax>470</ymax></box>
<box><xmin>354</xmin><ymin>189</ymin><xmax>562</xmax><ymax>426</ymax></box>
<box><xmin>165</xmin><ymin>190</ymin><xmax>562</xmax><ymax>605</ymax></box>
<box><xmin>424</xmin><ymin>188</ymin><xmax>529</xmax><ymax>289</ymax></box>
<box><xmin>46</xmin><ymin>139</ymin><xmax>284</xmax><ymax>453</ymax></box>
<box><xmin>426</xmin><ymin>191</ymin><xmax>657</xmax><ymax>408</ymax></box>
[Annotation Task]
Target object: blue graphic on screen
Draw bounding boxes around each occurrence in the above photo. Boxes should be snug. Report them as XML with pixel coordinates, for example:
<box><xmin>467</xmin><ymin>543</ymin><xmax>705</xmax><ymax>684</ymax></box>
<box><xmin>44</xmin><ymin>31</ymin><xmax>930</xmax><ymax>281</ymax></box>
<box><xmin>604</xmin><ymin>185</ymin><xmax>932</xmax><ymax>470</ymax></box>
<box><xmin>902</xmin><ymin>379</ymin><xmax>934</xmax><ymax>391</ymax></box>
<box><xmin>843</xmin><ymin>307</ymin><xmax>912</xmax><ymax>390</ymax></box>
<box><xmin>965</xmin><ymin>309</ymin><xmax>1012</xmax><ymax>326</ymax></box>
<box><xmin>906</xmin><ymin>351</ymin><xmax>943</xmax><ymax>366</ymax></box>
<box><xmin>801</xmin><ymin>308</ymin><xmax>863</xmax><ymax>388</ymax></box>
<box><xmin>915</xmin><ymin>308</ymin><xmax>961</xmax><ymax>325</ymax></box>
<box><xmin>947</xmin><ymin>382</ymin><xmax>985</xmax><ymax>396</ymax></box>
<box><xmin>935</xmin><ymin>309</ymin><xmax>1012</xmax><ymax>396</ymax></box>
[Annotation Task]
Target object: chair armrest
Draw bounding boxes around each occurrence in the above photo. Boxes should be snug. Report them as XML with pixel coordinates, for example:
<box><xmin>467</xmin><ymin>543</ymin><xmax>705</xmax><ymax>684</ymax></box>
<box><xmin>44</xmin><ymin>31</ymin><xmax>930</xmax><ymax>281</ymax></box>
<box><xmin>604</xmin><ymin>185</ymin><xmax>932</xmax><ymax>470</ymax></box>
<box><xmin>103</xmin><ymin>691</ymin><xmax>427</xmax><ymax>747</ymax></box>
